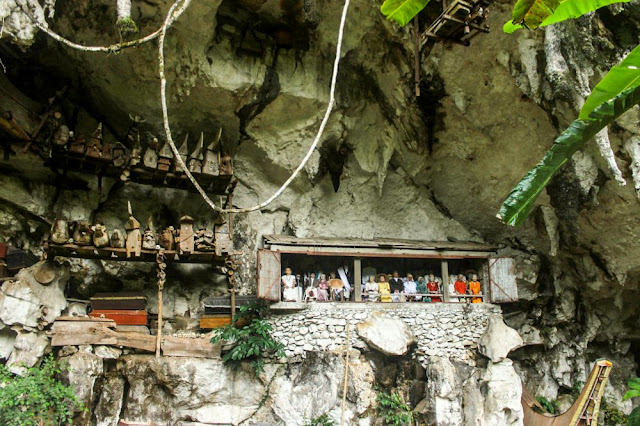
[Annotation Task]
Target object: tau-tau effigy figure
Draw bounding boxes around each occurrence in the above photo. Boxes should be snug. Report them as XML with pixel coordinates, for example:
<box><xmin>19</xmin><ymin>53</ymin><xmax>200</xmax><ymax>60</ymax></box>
<box><xmin>427</xmin><ymin>274</ymin><xmax>441</xmax><ymax>302</ymax></box>
<box><xmin>50</xmin><ymin>219</ymin><xmax>69</xmax><ymax>244</ymax></box>
<box><xmin>142</xmin><ymin>216</ymin><xmax>157</xmax><ymax>250</ymax></box>
<box><xmin>111</xmin><ymin>229</ymin><xmax>125</xmax><ymax>248</ymax></box>
<box><xmin>365</xmin><ymin>276</ymin><xmax>379</xmax><ymax>302</ymax></box>
<box><xmin>125</xmin><ymin>202</ymin><xmax>142</xmax><ymax>258</ymax></box>
<box><xmin>73</xmin><ymin>221</ymin><xmax>94</xmax><ymax>246</ymax></box>
<box><xmin>92</xmin><ymin>223</ymin><xmax>110</xmax><ymax>248</ymax></box>
<box><xmin>316</xmin><ymin>274</ymin><xmax>330</xmax><ymax>302</ymax></box>
<box><xmin>282</xmin><ymin>267</ymin><xmax>298</xmax><ymax>302</ymax></box>
<box><xmin>469</xmin><ymin>274</ymin><xmax>482</xmax><ymax>303</ymax></box>
<box><xmin>454</xmin><ymin>274</ymin><xmax>467</xmax><ymax>302</ymax></box>
<box><xmin>158</xmin><ymin>226</ymin><xmax>176</xmax><ymax>251</ymax></box>
<box><xmin>378</xmin><ymin>275</ymin><xmax>392</xmax><ymax>303</ymax></box>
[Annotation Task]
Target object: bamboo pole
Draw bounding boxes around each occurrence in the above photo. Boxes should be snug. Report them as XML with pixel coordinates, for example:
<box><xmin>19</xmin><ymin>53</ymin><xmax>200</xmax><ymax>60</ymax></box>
<box><xmin>341</xmin><ymin>324</ymin><xmax>351</xmax><ymax>426</ymax></box>
<box><xmin>156</xmin><ymin>250</ymin><xmax>166</xmax><ymax>358</ymax></box>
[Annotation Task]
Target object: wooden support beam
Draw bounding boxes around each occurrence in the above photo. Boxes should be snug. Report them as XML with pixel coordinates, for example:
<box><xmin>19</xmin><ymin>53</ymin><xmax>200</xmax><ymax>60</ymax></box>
<box><xmin>413</xmin><ymin>15</ymin><xmax>421</xmax><ymax>97</ymax></box>
<box><xmin>441</xmin><ymin>259</ymin><xmax>450</xmax><ymax>302</ymax></box>
<box><xmin>354</xmin><ymin>258</ymin><xmax>362</xmax><ymax>302</ymax></box>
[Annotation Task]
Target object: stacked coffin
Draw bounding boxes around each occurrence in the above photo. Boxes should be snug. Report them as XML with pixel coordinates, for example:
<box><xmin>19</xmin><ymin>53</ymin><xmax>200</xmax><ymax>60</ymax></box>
<box><xmin>89</xmin><ymin>292</ymin><xmax>148</xmax><ymax>327</ymax></box>
<box><xmin>200</xmin><ymin>295</ymin><xmax>257</xmax><ymax>329</ymax></box>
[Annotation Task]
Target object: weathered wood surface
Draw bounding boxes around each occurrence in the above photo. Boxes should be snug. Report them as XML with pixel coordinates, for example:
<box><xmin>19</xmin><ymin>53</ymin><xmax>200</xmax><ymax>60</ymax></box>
<box><xmin>52</xmin><ymin>319</ymin><xmax>220</xmax><ymax>358</ymax></box>
<box><xmin>489</xmin><ymin>257</ymin><xmax>518</xmax><ymax>303</ymax></box>
<box><xmin>199</xmin><ymin>316</ymin><xmax>232</xmax><ymax>329</ymax></box>
<box><xmin>116</xmin><ymin>325</ymin><xmax>150</xmax><ymax>334</ymax></box>
<box><xmin>162</xmin><ymin>336</ymin><xmax>221</xmax><ymax>358</ymax></box>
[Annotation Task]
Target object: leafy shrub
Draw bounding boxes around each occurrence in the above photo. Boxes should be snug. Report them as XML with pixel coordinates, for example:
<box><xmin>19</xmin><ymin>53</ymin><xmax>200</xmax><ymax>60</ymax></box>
<box><xmin>624</xmin><ymin>378</ymin><xmax>640</xmax><ymax>426</ymax></box>
<box><xmin>536</xmin><ymin>396</ymin><xmax>559</xmax><ymax>415</ymax></box>
<box><xmin>0</xmin><ymin>355</ymin><xmax>84</xmax><ymax>425</ymax></box>
<box><xmin>303</xmin><ymin>414</ymin><xmax>335</xmax><ymax>426</ymax></box>
<box><xmin>210</xmin><ymin>304</ymin><xmax>285</xmax><ymax>375</ymax></box>
<box><xmin>377</xmin><ymin>390</ymin><xmax>413</xmax><ymax>426</ymax></box>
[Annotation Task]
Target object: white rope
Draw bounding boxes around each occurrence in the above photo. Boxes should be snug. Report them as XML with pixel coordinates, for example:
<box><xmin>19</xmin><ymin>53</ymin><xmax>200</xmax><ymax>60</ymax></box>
<box><xmin>160</xmin><ymin>0</ymin><xmax>351</xmax><ymax>213</ymax></box>
<box><xmin>17</xmin><ymin>0</ymin><xmax>181</xmax><ymax>53</ymax></box>
<box><xmin>20</xmin><ymin>0</ymin><xmax>352</xmax><ymax>214</ymax></box>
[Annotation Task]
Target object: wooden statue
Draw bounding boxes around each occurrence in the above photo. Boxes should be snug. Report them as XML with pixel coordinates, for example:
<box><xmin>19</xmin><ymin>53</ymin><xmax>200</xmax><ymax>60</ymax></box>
<box><xmin>174</xmin><ymin>134</ymin><xmax>189</xmax><ymax>173</ymax></box>
<box><xmin>143</xmin><ymin>137</ymin><xmax>159</xmax><ymax>169</ymax></box>
<box><xmin>50</xmin><ymin>219</ymin><xmax>69</xmax><ymax>244</ymax></box>
<box><xmin>92</xmin><ymin>223</ymin><xmax>110</xmax><ymax>248</ymax></box>
<box><xmin>72</xmin><ymin>221</ymin><xmax>94</xmax><ymax>246</ymax></box>
<box><xmin>111</xmin><ymin>229</ymin><xmax>125</xmax><ymax>248</ymax></box>
<box><xmin>142</xmin><ymin>216</ymin><xmax>157</xmax><ymax>250</ymax></box>
<box><xmin>112</xmin><ymin>142</ymin><xmax>128</xmax><ymax>167</ymax></box>
<box><xmin>125</xmin><ymin>201</ymin><xmax>142</xmax><ymax>257</ymax></box>
<box><xmin>203</xmin><ymin>129</ymin><xmax>221</xmax><ymax>175</ymax></box>
<box><xmin>178</xmin><ymin>216</ymin><xmax>195</xmax><ymax>254</ymax></box>
<box><xmin>52</xmin><ymin>125</ymin><xmax>70</xmax><ymax>147</ymax></box>
<box><xmin>219</xmin><ymin>153</ymin><xmax>233</xmax><ymax>175</ymax></box>
<box><xmin>85</xmin><ymin>123</ymin><xmax>103</xmax><ymax>159</ymax></box>
<box><xmin>188</xmin><ymin>133</ymin><xmax>204</xmax><ymax>173</ymax></box>
<box><xmin>215</xmin><ymin>222</ymin><xmax>233</xmax><ymax>256</ymax></box>
<box><xmin>158</xmin><ymin>226</ymin><xmax>175</xmax><ymax>250</ymax></box>
<box><xmin>157</xmin><ymin>141</ymin><xmax>173</xmax><ymax>172</ymax></box>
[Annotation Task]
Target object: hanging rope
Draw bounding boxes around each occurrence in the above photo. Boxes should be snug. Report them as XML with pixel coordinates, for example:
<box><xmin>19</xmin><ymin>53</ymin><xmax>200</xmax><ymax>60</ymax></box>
<box><xmin>160</xmin><ymin>0</ymin><xmax>351</xmax><ymax>213</ymax></box>
<box><xmin>18</xmin><ymin>0</ymin><xmax>352</xmax><ymax>214</ymax></box>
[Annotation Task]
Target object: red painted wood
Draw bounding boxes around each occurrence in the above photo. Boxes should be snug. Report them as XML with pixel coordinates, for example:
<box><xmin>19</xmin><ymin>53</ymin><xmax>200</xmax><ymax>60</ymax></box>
<box><xmin>90</xmin><ymin>309</ymin><xmax>148</xmax><ymax>326</ymax></box>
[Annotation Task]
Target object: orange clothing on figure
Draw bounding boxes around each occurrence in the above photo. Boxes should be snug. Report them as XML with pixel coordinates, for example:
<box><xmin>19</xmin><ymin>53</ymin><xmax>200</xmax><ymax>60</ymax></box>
<box><xmin>469</xmin><ymin>280</ymin><xmax>482</xmax><ymax>303</ymax></box>
<box><xmin>427</xmin><ymin>281</ymin><xmax>441</xmax><ymax>302</ymax></box>
<box><xmin>454</xmin><ymin>280</ymin><xmax>467</xmax><ymax>297</ymax></box>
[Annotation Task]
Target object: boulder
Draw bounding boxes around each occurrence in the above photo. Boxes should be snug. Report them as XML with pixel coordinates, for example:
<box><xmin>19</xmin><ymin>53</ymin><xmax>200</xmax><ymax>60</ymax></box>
<box><xmin>480</xmin><ymin>359</ymin><xmax>524</xmax><ymax>426</ymax></box>
<box><xmin>356</xmin><ymin>313</ymin><xmax>416</xmax><ymax>356</ymax></box>
<box><xmin>478</xmin><ymin>315</ymin><xmax>523</xmax><ymax>363</ymax></box>
<box><xmin>7</xmin><ymin>330</ymin><xmax>50</xmax><ymax>374</ymax></box>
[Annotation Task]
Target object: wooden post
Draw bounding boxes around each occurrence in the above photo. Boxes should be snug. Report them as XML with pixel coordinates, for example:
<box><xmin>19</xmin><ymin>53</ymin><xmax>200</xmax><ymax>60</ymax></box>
<box><xmin>354</xmin><ymin>258</ymin><xmax>362</xmax><ymax>302</ymax></box>
<box><xmin>441</xmin><ymin>259</ymin><xmax>450</xmax><ymax>302</ymax></box>
<box><xmin>156</xmin><ymin>250</ymin><xmax>166</xmax><ymax>358</ymax></box>
<box><xmin>340</xmin><ymin>324</ymin><xmax>351</xmax><ymax>426</ymax></box>
<box><xmin>413</xmin><ymin>15</ymin><xmax>421</xmax><ymax>97</ymax></box>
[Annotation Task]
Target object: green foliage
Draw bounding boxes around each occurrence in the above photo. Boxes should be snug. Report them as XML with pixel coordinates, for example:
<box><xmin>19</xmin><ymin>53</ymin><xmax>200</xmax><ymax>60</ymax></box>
<box><xmin>0</xmin><ymin>355</ymin><xmax>84</xmax><ymax>425</ymax></box>
<box><xmin>116</xmin><ymin>17</ymin><xmax>139</xmax><ymax>38</ymax></box>
<box><xmin>210</xmin><ymin>305</ymin><xmax>285</xmax><ymax>375</ymax></box>
<box><xmin>380</xmin><ymin>0</ymin><xmax>431</xmax><ymax>27</ymax></box>
<box><xmin>504</xmin><ymin>0</ymin><xmax>630</xmax><ymax>33</ymax></box>
<box><xmin>624</xmin><ymin>377</ymin><xmax>640</xmax><ymax>401</ymax></box>
<box><xmin>570</xmin><ymin>380</ymin><xmax>584</xmax><ymax>398</ymax></box>
<box><xmin>376</xmin><ymin>390</ymin><xmax>413</xmax><ymax>426</ymax></box>
<box><xmin>536</xmin><ymin>396</ymin><xmax>559</xmax><ymax>414</ymax></box>
<box><xmin>582</xmin><ymin>45</ymin><xmax>640</xmax><ymax>119</ymax></box>
<box><xmin>303</xmin><ymin>414</ymin><xmax>336</xmax><ymax>426</ymax></box>
<box><xmin>630</xmin><ymin>407</ymin><xmax>640</xmax><ymax>426</ymax></box>
<box><xmin>497</xmin><ymin>85</ymin><xmax>640</xmax><ymax>226</ymax></box>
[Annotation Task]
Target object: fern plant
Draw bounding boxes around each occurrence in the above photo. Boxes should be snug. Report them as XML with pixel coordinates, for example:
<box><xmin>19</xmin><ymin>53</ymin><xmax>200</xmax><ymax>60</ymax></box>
<box><xmin>377</xmin><ymin>390</ymin><xmax>413</xmax><ymax>426</ymax></box>
<box><xmin>0</xmin><ymin>355</ymin><xmax>85</xmax><ymax>425</ymax></box>
<box><xmin>210</xmin><ymin>304</ymin><xmax>286</xmax><ymax>375</ymax></box>
<box><xmin>303</xmin><ymin>414</ymin><xmax>336</xmax><ymax>426</ymax></box>
<box><xmin>624</xmin><ymin>378</ymin><xmax>640</xmax><ymax>426</ymax></box>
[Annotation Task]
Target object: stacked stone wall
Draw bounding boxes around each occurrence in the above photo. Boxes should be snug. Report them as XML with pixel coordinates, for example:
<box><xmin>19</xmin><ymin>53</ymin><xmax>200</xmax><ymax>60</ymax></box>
<box><xmin>268</xmin><ymin>303</ymin><xmax>502</xmax><ymax>366</ymax></box>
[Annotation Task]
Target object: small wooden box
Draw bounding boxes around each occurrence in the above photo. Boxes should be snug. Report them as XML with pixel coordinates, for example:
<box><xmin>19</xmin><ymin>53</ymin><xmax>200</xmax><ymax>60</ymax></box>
<box><xmin>0</xmin><ymin>243</ymin><xmax>7</xmax><ymax>259</ymax></box>
<box><xmin>90</xmin><ymin>309</ymin><xmax>148</xmax><ymax>326</ymax></box>
<box><xmin>90</xmin><ymin>292</ymin><xmax>146</xmax><ymax>310</ymax></box>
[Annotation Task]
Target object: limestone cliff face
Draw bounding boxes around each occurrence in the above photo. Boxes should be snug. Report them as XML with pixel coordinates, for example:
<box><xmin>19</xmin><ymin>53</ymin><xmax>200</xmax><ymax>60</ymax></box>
<box><xmin>1</xmin><ymin>0</ymin><xmax>640</xmax><ymax>423</ymax></box>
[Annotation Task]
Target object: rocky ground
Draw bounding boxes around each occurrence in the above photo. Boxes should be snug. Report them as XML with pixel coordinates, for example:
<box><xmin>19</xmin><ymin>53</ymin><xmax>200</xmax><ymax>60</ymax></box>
<box><xmin>1</xmin><ymin>0</ymin><xmax>640</xmax><ymax>424</ymax></box>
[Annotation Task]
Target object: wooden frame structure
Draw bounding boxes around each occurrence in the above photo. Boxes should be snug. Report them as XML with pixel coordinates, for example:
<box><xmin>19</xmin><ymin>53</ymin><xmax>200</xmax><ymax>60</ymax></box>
<box><xmin>258</xmin><ymin>235</ymin><xmax>518</xmax><ymax>304</ymax></box>
<box><xmin>420</xmin><ymin>0</ymin><xmax>492</xmax><ymax>48</ymax></box>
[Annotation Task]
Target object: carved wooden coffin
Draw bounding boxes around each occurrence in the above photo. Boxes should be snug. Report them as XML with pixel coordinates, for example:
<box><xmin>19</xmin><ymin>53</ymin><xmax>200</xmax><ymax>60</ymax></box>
<box><xmin>85</xmin><ymin>123</ymin><xmax>104</xmax><ymax>159</ymax></box>
<box><xmin>89</xmin><ymin>309</ymin><xmax>148</xmax><ymax>326</ymax></box>
<box><xmin>178</xmin><ymin>216</ymin><xmax>194</xmax><ymax>254</ymax></box>
<box><xmin>68</xmin><ymin>136</ymin><xmax>86</xmax><ymax>155</ymax></box>
<box><xmin>199</xmin><ymin>314</ymin><xmax>231</xmax><ymax>329</ymax></box>
<box><xmin>90</xmin><ymin>292</ymin><xmax>146</xmax><ymax>310</ymax></box>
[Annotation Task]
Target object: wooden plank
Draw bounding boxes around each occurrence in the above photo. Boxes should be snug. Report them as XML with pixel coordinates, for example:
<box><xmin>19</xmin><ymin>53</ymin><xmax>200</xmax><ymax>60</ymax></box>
<box><xmin>54</xmin><ymin>316</ymin><xmax>114</xmax><ymax>323</ymax></box>
<box><xmin>116</xmin><ymin>325</ymin><xmax>150</xmax><ymax>334</ymax></box>
<box><xmin>489</xmin><ymin>257</ymin><xmax>518</xmax><ymax>303</ymax></box>
<box><xmin>257</xmin><ymin>249</ymin><xmax>281</xmax><ymax>301</ymax></box>
<box><xmin>162</xmin><ymin>336</ymin><xmax>220</xmax><ymax>358</ymax></box>
<box><xmin>52</xmin><ymin>325</ymin><xmax>155</xmax><ymax>352</ymax></box>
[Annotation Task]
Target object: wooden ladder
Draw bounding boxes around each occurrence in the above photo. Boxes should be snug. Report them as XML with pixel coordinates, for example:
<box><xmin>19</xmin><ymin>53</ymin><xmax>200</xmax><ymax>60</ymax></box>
<box><xmin>576</xmin><ymin>360</ymin><xmax>612</xmax><ymax>425</ymax></box>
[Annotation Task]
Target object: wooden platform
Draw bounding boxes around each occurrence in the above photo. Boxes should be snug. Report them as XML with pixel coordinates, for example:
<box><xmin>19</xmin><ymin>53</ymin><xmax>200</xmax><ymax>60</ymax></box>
<box><xmin>45</xmin><ymin>152</ymin><xmax>233</xmax><ymax>195</ymax></box>
<box><xmin>420</xmin><ymin>0</ymin><xmax>491</xmax><ymax>47</ymax></box>
<box><xmin>52</xmin><ymin>317</ymin><xmax>220</xmax><ymax>358</ymax></box>
<box><xmin>46</xmin><ymin>243</ymin><xmax>229</xmax><ymax>264</ymax></box>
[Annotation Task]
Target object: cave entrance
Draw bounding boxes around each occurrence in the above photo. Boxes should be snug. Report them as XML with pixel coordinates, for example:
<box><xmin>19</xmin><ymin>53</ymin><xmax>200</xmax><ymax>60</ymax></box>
<box><xmin>257</xmin><ymin>235</ymin><xmax>519</xmax><ymax>305</ymax></box>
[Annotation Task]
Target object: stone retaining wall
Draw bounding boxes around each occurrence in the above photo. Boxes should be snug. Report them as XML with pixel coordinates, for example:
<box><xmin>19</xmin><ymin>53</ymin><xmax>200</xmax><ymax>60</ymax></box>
<box><xmin>268</xmin><ymin>302</ymin><xmax>502</xmax><ymax>366</ymax></box>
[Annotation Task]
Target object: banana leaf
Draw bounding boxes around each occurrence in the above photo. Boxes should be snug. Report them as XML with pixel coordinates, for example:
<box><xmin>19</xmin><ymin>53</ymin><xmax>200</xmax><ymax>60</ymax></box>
<box><xmin>580</xmin><ymin>44</ymin><xmax>640</xmax><ymax>119</ymax></box>
<box><xmin>497</xmin><ymin>85</ymin><xmax>640</xmax><ymax>226</ymax></box>
<box><xmin>381</xmin><ymin>0</ymin><xmax>431</xmax><ymax>27</ymax></box>
<box><xmin>630</xmin><ymin>407</ymin><xmax>640</xmax><ymax>426</ymax></box>
<box><xmin>504</xmin><ymin>0</ymin><xmax>629</xmax><ymax>33</ymax></box>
